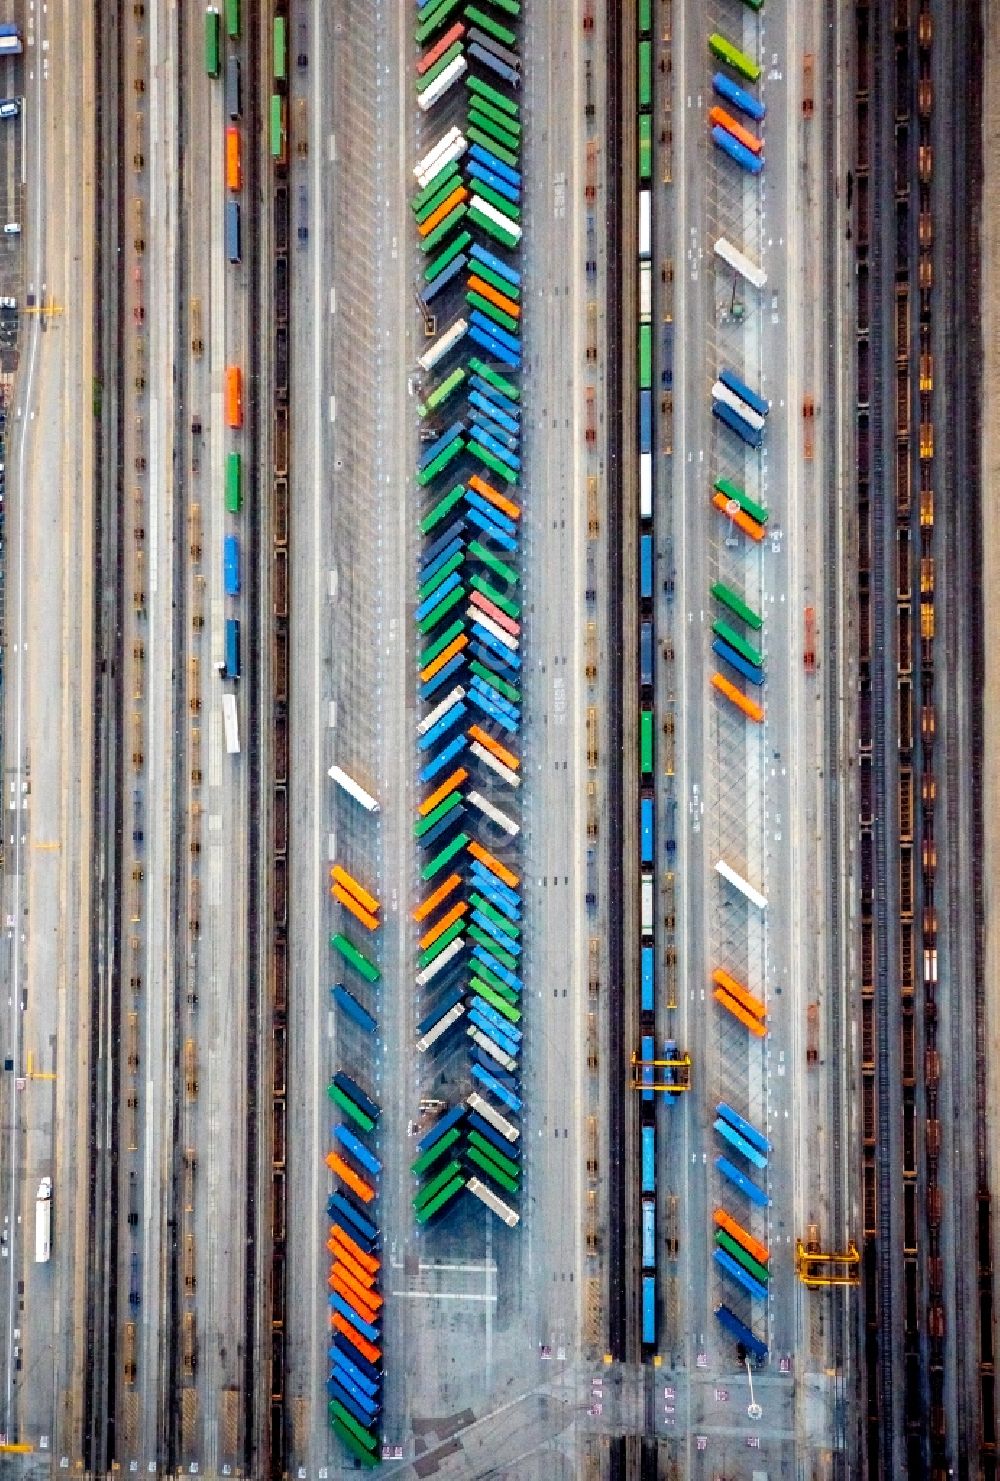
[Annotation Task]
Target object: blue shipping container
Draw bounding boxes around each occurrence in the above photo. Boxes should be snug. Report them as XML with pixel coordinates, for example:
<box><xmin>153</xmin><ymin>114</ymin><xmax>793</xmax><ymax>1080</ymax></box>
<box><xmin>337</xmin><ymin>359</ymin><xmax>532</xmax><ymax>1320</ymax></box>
<box><xmin>642</xmin><ymin>1275</ymin><xmax>656</xmax><ymax>1346</ymax></box>
<box><xmin>715</xmin><ymin>1303</ymin><xmax>769</xmax><ymax>1361</ymax></box>
<box><xmin>714</xmin><ymin>1117</ymin><xmax>769</xmax><ymax>1171</ymax></box>
<box><xmin>224</xmin><ymin>618</ymin><xmax>240</xmax><ymax>680</ymax></box>
<box><xmin>640</xmin><ymin>795</ymin><xmax>654</xmax><ymax>865</ymax></box>
<box><xmin>224</xmin><ymin>534</ymin><xmax>240</xmax><ymax>595</ymax></box>
<box><xmin>712</xmin><ymin>399</ymin><xmax>763</xmax><ymax>450</ymax></box>
<box><xmin>334</xmin><ymin>1123</ymin><xmax>382</xmax><ymax>1178</ymax></box>
<box><xmin>226</xmin><ymin>199</ymin><xmax>241</xmax><ymax>264</ymax></box>
<box><xmin>712</xmin><ymin>71</ymin><xmax>766</xmax><ymax>122</ymax></box>
<box><xmin>332</xmin><ymin>983</ymin><xmax>377</xmax><ymax>1035</ymax></box>
<box><xmin>640</xmin><ymin>533</ymin><xmax>653</xmax><ymax>599</ymax></box>
<box><xmin>712</xmin><ymin>124</ymin><xmax>764</xmax><ymax>175</ymax></box>
<box><xmin>642</xmin><ymin>1199</ymin><xmax>656</xmax><ymax>1271</ymax></box>
<box><xmin>712</xmin><ymin>637</ymin><xmax>766</xmax><ymax>686</ymax></box>
<box><xmin>719</xmin><ymin>367</ymin><xmax>770</xmax><ymax>419</ymax></box>
<box><xmin>716</xmin><ymin>1101</ymin><xmax>772</xmax><ymax>1156</ymax></box>
<box><xmin>641</xmin><ymin>1124</ymin><xmax>656</xmax><ymax>1192</ymax></box>
<box><xmin>641</xmin><ymin>945</ymin><xmax>655</xmax><ymax>1014</ymax></box>
<box><xmin>639</xmin><ymin>388</ymin><xmax>652</xmax><ymax>454</ymax></box>
<box><xmin>641</xmin><ymin>1033</ymin><xmax>655</xmax><ymax>1102</ymax></box>
<box><xmin>640</xmin><ymin>621</ymin><xmax>653</xmax><ymax>687</ymax></box>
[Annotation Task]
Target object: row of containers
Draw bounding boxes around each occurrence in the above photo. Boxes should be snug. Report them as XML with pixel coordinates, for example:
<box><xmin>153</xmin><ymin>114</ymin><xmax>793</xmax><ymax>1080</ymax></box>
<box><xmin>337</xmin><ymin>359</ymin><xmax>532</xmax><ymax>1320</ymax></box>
<box><xmin>407</xmin><ymin>0</ymin><xmax>527</xmax><ymax>1233</ymax></box>
<box><xmin>326</xmin><ymin>860</ymin><xmax>387</xmax><ymax>1466</ymax></box>
<box><xmin>703</xmin><ymin>13</ymin><xmax>773</xmax><ymax>1367</ymax></box>
<box><xmin>636</xmin><ymin>11</ymin><xmax>777</xmax><ymax>1366</ymax></box>
<box><xmin>321</xmin><ymin>0</ymin><xmax>529</xmax><ymax>1464</ymax></box>
<box><xmin>205</xmin><ymin>3</ymin><xmax>260</xmax><ymax>698</ymax></box>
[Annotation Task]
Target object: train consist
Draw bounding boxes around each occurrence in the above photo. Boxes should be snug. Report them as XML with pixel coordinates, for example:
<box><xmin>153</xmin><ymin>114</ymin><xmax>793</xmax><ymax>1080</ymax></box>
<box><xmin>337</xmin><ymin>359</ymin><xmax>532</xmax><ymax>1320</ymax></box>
<box><xmin>631</xmin><ymin>2</ymin><xmax>777</xmax><ymax>1367</ymax></box>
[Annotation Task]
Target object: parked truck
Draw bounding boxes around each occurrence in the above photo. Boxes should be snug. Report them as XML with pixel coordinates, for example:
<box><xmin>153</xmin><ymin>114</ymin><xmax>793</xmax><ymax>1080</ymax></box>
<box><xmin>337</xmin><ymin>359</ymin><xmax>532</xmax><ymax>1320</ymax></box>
<box><xmin>35</xmin><ymin>1177</ymin><xmax>52</xmax><ymax>1263</ymax></box>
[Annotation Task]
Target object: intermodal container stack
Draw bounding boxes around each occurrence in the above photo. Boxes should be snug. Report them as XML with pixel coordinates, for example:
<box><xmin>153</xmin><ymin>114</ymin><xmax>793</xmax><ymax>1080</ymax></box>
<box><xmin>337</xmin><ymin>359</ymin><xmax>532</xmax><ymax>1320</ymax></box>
<box><xmin>325</xmin><ymin>1074</ymin><xmax>384</xmax><ymax>1462</ymax></box>
<box><xmin>407</xmin><ymin>0</ymin><xmax>526</xmax><ymax>1235</ymax></box>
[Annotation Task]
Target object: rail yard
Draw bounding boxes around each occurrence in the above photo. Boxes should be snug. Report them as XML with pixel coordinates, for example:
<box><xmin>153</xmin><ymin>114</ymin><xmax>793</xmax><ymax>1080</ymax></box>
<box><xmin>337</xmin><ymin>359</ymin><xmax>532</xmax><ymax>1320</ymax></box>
<box><xmin>0</xmin><ymin>0</ymin><xmax>993</xmax><ymax>1478</ymax></box>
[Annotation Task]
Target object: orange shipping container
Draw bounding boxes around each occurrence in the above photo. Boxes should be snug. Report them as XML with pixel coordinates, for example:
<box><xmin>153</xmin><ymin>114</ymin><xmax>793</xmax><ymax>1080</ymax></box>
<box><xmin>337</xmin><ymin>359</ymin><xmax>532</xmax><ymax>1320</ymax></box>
<box><xmin>225</xmin><ymin>365</ymin><xmax>243</xmax><ymax>428</ymax></box>
<box><xmin>226</xmin><ymin>125</ymin><xmax>242</xmax><ymax>191</ymax></box>
<box><xmin>708</xmin><ymin>105</ymin><xmax>763</xmax><ymax>156</ymax></box>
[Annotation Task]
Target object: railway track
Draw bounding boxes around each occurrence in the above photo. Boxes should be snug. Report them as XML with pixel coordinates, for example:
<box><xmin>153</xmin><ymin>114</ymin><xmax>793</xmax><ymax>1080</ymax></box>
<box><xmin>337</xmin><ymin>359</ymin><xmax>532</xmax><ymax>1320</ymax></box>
<box><xmin>266</xmin><ymin>3</ymin><xmax>290</xmax><ymax>1476</ymax></box>
<box><xmin>854</xmin><ymin>0</ymin><xmax>992</xmax><ymax>1472</ymax></box>
<box><xmin>604</xmin><ymin>0</ymin><xmax>627</xmax><ymax>1376</ymax></box>
<box><xmin>82</xmin><ymin>0</ymin><xmax>127</xmax><ymax>1464</ymax></box>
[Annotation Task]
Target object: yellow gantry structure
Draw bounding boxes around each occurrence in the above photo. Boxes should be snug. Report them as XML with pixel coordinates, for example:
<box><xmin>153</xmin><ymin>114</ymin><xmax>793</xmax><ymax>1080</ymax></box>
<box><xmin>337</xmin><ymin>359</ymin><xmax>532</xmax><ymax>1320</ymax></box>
<box><xmin>628</xmin><ymin>1046</ymin><xmax>692</xmax><ymax>1093</ymax></box>
<box><xmin>795</xmin><ymin>1237</ymin><xmax>862</xmax><ymax>1288</ymax></box>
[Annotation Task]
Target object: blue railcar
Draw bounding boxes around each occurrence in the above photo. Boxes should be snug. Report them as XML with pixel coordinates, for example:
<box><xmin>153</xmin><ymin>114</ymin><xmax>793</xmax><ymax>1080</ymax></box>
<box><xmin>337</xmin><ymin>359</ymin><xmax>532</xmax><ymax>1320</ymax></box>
<box><xmin>712</xmin><ymin>70</ymin><xmax>766</xmax><ymax>121</ymax></box>
<box><xmin>642</xmin><ymin>1275</ymin><xmax>656</xmax><ymax>1346</ymax></box>
<box><xmin>712</xmin><ymin>398</ymin><xmax>763</xmax><ymax>449</ymax></box>
<box><xmin>641</xmin><ymin>1033</ymin><xmax>655</xmax><ymax>1102</ymax></box>
<box><xmin>640</xmin><ymin>388</ymin><xmax>652</xmax><ymax>454</ymax></box>
<box><xmin>641</xmin><ymin>1124</ymin><xmax>656</xmax><ymax>1192</ymax></box>
<box><xmin>640</xmin><ymin>533</ymin><xmax>653</xmax><ymax>599</ymax></box>
<box><xmin>224</xmin><ymin>534</ymin><xmax>240</xmax><ymax>595</ymax></box>
<box><xmin>715</xmin><ymin>1302</ymin><xmax>769</xmax><ymax>1362</ymax></box>
<box><xmin>640</xmin><ymin>621</ymin><xmax>653</xmax><ymax>687</ymax></box>
<box><xmin>641</xmin><ymin>945</ymin><xmax>655</xmax><ymax>1014</ymax></box>
<box><xmin>226</xmin><ymin>55</ymin><xmax>242</xmax><ymax>118</ymax></box>
<box><xmin>641</xmin><ymin>1198</ymin><xmax>656</xmax><ymax>1271</ymax></box>
<box><xmin>332</xmin><ymin>983</ymin><xmax>377</xmax><ymax>1035</ymax></box>
<box><xmin>712</xmin><ymin>637</ymin><xmax>766</xmax><ymax>685</ymax></box>
<box><xmin>717</xmin><ymin>1101</ymin><xmax>772</xmax><ymax>1155</ymax></box>
<box><xmin>640</xmin><ymin>794</ymin><xmax>654</xmax><ymax>865</ymax></box>
<box><xmin>224</xmin><ymin>617</ymin><xmax>241</xmax><ymax>679</ymax></box>
<box><xmin>712</xmin><ymin>124</ymin><xmax>764</xmax><ymax>174</ymax></box>
<box><xmin>334</xmin><ymin>1123</ymin><xmax>382</xmax><ymax>1178</ymax></box>
<box><xmin>226</xmin><ymin>199</ymin><xmax>242</xmax><ymax>263</ymax></box>
<box><xmin>719</xmin><ymin>367</ymin><xmax>770</xmax><ymax>419</ymax></box>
